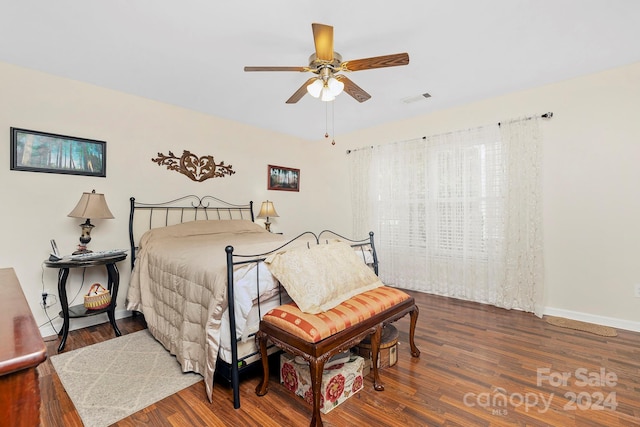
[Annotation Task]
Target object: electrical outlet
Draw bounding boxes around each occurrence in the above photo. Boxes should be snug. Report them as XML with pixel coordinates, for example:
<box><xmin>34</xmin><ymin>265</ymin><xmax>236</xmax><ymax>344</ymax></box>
<box><xmin>635</xmin><ymin>284</ymin><xmax>640</xmax><ymax>298</ymax></box>
<box><xmin>40</xmin><ymin>290</ymin><xmax>56</xmax><ymax>309</ymax></box>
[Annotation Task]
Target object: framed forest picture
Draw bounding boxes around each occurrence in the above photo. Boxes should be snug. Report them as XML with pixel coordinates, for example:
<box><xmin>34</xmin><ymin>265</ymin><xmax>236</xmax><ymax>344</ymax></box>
<box><xmin>10</xmin><ymin>127</ymin><xmax>106</xmax><ymax>177</ymax></box>
<box><xmin>268</xmin><ymin>164</ymin><xmax>300</xmax><ymax>192</ymax></box>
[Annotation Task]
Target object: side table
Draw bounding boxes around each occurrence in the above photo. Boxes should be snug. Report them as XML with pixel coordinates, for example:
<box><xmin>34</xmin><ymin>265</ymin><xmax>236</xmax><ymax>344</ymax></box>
<box><xmin>44</xmin><ymin>253</ymin><xmax>127</xmax><ymax>352</ymax></box>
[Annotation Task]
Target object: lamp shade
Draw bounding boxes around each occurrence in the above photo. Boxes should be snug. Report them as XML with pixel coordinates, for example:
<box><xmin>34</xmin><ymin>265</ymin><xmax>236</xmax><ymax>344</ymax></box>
<box><xmin>327</xmin><ymin>77</ymin><xmax>344</xmax><ymax>96</ymax></box>
<box><xmin>306</xmin><ymin>79</ymin><xmax>324</xmax><ymax>98</ymax></box>
<box><xmin>257</xmin><ymin>200</ymin><xmax>279</xmax><ymax>218</ymax></box>
<box><xmin>67</xmin><ymin>190</ymin><xmax>114</xmax><ymax>219</ymax></box>
<box><xmin>320</xmin><ymin>86</ymin><xmax>335</xmax><ymax>102</ymax></box>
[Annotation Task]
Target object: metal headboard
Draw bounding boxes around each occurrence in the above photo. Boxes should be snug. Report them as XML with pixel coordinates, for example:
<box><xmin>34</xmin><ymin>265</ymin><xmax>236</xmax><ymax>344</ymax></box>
<box><xmin>128</xmin><ymin>195</ymin><xmax>254</xmax><ymax>269</ymax></box>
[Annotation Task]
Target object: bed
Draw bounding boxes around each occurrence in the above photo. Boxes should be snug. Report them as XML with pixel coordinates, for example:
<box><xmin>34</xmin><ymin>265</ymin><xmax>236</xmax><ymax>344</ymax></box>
<box><xmin>125</xmin><ymin>195</ymin><xmax>378</xmax><ymax>409</ymax></box>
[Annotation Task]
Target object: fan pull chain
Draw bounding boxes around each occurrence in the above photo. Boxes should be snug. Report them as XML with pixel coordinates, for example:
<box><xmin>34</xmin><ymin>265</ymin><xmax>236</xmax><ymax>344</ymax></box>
<box><xmin>325</xmin><ymin>102</ymin><xmax>329</xmax><ymax>139</ymax></box>
<box><xmin>323</xmin><ymin>101</ymin><xmax>336</xmax><ymax>145</ymax></box>
<box><xmin>331</xmin><ymin>101</ymin><xmax>336</xmax><ymax>145</ymax></box>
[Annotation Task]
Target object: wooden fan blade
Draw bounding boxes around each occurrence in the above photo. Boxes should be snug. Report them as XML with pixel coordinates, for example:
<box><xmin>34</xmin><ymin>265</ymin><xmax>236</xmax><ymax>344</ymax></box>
<box><xmin>342</xmin><ymin>53</ymin><xmax>409</xmax><ymax>72</ymax></box>
<box><xmin>286</xmin><ymin>78</ymin><xmax>317</xmax><ymax>104</ymax></box>
<box><xmin>312</xmin><ymin>23</ymin><xmax>334</xmax><ymax>62</ymax></box>
<box><xmin>337</xmin><ymin>75</ymin><xmax>371</xmax><ymax>103</ymax></box>
<box><xmin>244</xmin><ymin>66</ymin><xmax>307</xmax><ymax>72</ymax></box>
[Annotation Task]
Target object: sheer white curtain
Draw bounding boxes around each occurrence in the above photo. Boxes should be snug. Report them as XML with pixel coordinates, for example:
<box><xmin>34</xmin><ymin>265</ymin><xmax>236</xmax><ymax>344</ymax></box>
<box><xmin>348</xmin><ymin>117</ymin><xmax>544</xmax><ymax>315</ymax></box>
<box><xmin>499</xmin><ymin>118</ymin><xmax>544</xmax><ymax>315</ymax></box>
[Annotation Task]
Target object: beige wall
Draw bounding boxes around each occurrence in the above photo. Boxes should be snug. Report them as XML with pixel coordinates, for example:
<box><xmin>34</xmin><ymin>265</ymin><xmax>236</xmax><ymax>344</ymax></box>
<box><xmin>336</xmin><ymin>61</ymin><xmax>640</xmax><ymax>331</ymax></box>
<box><xmin>2</xmin><ymin>60</ymin><xmax>639</xmax><ymax>336</ymax></box>
<box><xmin>0</xmin><ymin>61</ymin><xmax>349</xmax><ymax>336</ymax></box>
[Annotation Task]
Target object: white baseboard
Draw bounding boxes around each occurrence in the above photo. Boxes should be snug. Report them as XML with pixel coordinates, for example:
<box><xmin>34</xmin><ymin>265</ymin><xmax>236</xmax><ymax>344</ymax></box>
<box><xmin>543</xmin><ymin>306</ymin><xmax>640</xmax><ymax>333</ymax></box>
<box><xmin>39</xmin><ymin>308</ymin><xmax>133</xmax><ymax>338</ymax></box>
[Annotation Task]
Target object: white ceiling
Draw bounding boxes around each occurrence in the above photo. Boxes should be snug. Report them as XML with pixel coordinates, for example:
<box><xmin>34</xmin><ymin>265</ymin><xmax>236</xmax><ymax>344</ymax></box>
<box><xmin>2</xmin><ymin>1</ymin><xmax>640</xmax><ymax>141</ymax></box>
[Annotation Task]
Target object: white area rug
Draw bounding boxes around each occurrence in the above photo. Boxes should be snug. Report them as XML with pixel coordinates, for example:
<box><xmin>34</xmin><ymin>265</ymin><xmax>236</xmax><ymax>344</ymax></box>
<box><xmin>50</xmin><ymin>329</ymin><xmax>202</xmax><ymax>427</ymax></box>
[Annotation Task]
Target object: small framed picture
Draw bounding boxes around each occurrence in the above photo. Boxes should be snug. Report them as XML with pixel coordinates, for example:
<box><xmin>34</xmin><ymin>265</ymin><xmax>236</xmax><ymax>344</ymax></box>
<box><xmin>268</xmin><ymin>164</ymin><xmax>300</xmax><ymax>192</ymax></box>
<box><xmin>10</xmin><ymin>127</ymin><xmax>106</xmax><ymax>177</ymax></box>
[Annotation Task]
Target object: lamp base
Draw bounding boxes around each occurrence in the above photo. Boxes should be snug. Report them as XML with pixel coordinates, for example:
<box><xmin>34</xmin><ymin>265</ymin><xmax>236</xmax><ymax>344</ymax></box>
<box><xmin>72</xmin><ymin>246</ymin><xmax>92</xmax><ymax>255</ymax></box>
<box><xmin>264</xmin><ymin>221</ymin><xmax>271</xmax><ymax>232</ymax></box>
<box><xmin>75</xmin><ymin>219</ymin><xmax>95</xmax><ymax>254</ymax></box>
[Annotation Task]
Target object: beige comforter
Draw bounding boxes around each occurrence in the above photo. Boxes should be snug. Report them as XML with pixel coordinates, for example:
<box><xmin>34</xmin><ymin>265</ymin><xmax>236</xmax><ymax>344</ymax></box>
<box><xmin>126</xmin><ymin>219</ymin><xmax>290</xmax><ymax>401</ymax></box>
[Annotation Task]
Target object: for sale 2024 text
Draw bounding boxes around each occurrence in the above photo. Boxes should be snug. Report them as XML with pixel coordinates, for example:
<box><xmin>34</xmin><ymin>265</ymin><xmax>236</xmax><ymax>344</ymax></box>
<box><xmin>537</xmin><ymin>367</ymin><xmax>617</xmax><ymax>411</ymax></box>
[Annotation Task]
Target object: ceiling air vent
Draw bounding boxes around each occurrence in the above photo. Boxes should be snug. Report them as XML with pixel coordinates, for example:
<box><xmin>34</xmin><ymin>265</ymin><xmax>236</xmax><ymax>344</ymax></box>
<box><xmin>402</xmin><ymin>93</ymin><xmax>431</xmax><ymax>104</ymax></box>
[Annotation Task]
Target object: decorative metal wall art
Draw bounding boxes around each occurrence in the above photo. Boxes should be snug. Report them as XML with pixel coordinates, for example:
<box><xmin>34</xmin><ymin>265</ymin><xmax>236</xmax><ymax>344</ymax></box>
<box><xmin>152</xmin><ymin>150</ymin><xmax>236</xmax><ymax>182</ymax></box>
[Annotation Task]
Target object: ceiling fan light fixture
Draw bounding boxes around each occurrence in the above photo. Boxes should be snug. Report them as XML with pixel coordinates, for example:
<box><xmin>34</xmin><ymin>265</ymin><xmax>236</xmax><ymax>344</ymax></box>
<box><xmin>244</xmin><ymin>24</ymin><xmax>409</xmax><ymax>104</ymax></box>
<box><xmin>320</xmin><ymin>86</ymin><xmax>335</xmax><ymax>102</ymax></box>
<box><xmin>327</xmin><ymin>76</ymin><xmax>344</xmax><ymax>96</ymax></box>
<box><xmin>306</xmin><ymin>78</ymin><xmax>323</xmax><ymax>98</ymax></box>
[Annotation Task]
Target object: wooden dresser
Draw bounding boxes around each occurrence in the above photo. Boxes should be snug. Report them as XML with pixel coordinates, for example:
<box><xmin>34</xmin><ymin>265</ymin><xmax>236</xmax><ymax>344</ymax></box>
<box><xmin>0</xmin><ymin>268</ymin><xmax>47</xmax><ymax>427</ymax></box>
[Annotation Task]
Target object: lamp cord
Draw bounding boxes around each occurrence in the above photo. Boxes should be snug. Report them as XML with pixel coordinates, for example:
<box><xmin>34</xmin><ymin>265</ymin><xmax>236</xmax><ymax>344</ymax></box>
<box><xmin>40</xmin><ymin>263</ymin><xmax>60</xmax><ymax>336</ymax></box>
<box><xmin>69</xmin><ymin>268</ymin><xmax>87</xmax><ymax>306</ymax></box>
<box><xmin>38</xmin><ymin>264</ymin><xmax>94</xmax><ymax>340</ymax></box>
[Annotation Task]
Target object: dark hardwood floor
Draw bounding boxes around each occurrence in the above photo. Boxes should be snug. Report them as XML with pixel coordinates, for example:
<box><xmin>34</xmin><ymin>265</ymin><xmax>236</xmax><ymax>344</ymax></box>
<box><xmin>38</xmin><ymin>291</ymin><xmax>640</xmax><ymax>426</ymax></box>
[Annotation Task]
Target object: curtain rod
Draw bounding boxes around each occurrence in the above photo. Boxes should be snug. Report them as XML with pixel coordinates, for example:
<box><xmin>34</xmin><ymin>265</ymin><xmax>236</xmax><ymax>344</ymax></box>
<box><xmin>499</xmin><ymin>111</ymin><xmax>553</xmax><ymax>127</ymax></box>
<box><xmin>346</xmin><ymin>111</ymin><xmax>553</xmax><ymax>154</ymax></box>
<box><xmin>346</xmin><ymin>145</ymin><xmax>373</xmax><ymax>154</ymax></box>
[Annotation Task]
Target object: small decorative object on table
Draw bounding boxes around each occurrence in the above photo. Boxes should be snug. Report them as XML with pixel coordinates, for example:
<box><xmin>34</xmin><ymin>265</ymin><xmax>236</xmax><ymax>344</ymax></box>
<box><xmin>84</xmin><ymin>283</ymin><xmax>111</xmax><ymax>310</ymax></box>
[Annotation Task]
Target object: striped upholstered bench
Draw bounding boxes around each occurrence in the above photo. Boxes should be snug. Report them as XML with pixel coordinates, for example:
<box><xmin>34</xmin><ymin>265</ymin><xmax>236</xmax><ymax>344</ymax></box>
<box><xmin>255</xmin><ymin>285</ymin><xmax>420</xmax><ymax>427</ymax></box>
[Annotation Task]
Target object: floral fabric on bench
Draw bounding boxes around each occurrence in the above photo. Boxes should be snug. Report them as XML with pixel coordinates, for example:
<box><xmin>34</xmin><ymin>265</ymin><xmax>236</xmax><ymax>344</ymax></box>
<box><xmin>262</xmin><ymin>286</ymin><xmax>411</xmax><ymax>343</ymax></box>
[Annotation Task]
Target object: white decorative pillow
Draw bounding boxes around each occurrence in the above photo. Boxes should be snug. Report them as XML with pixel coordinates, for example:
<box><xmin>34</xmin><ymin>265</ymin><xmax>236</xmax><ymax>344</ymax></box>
<box><xmin>231</xmin><ymin>262</ymin><xmax>279</xmax><ymax>335</ymax></box>
<box><xmin>265</xmin><ymin>241</ymin><xmax>383</xmax><ymax>314</ymax></box>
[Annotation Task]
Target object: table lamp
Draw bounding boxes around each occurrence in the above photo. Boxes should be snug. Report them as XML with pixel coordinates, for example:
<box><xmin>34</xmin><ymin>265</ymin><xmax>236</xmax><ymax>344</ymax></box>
<box><xmin>67</xmin><ymin>190</ymin><xmax>114</xmax><ymax>254</ymax></box>
<box><xmin>257</xmin><ymin>200</ymin><xmax>279</xmax><ymax>232</ymax></box>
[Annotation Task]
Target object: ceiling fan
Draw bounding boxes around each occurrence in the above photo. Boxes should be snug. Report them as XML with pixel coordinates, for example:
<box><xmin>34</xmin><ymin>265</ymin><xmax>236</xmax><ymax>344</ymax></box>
<box><xmin>244</xmin><ymin>23</ymin><xmax>409</xmax><ymax>104</ymax></box>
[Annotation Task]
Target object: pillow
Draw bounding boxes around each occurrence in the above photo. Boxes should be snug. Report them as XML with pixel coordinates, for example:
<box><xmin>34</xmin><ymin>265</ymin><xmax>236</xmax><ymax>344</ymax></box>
<box><xmin>139</xmin><ymin>219</ymin><xmax>265</xmax><ymax>247</ymax></box>
<box><xmin>265</xmin><ymin>241</ymin><xmax>383</xmax><ymax>314</ymax></box>
<box><xmin>231</xmin><ymin>262</ymin><xmax>279</xmax><ymax>336</ymax></box>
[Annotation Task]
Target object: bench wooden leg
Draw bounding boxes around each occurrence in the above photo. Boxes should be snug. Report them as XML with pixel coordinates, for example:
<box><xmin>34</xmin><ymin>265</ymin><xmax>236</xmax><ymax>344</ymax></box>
<box><xmin>409</xmin><ymin>305</ymin><xmax>421</xmax><ymax>357</ymax></box>
<box><xmin>255</xmin><ymin>331</ymin><xmax>270</xmax><ymax>396</ymax></box>
<box><xmin>370</xmin><ymin>324</ymin><xmax>385</xmax><ymax>391</ymax></box>
<box><xmin>309</xmin><ymin>358</ymin><xmax>326</xmax><ymax>427</ymax></box>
